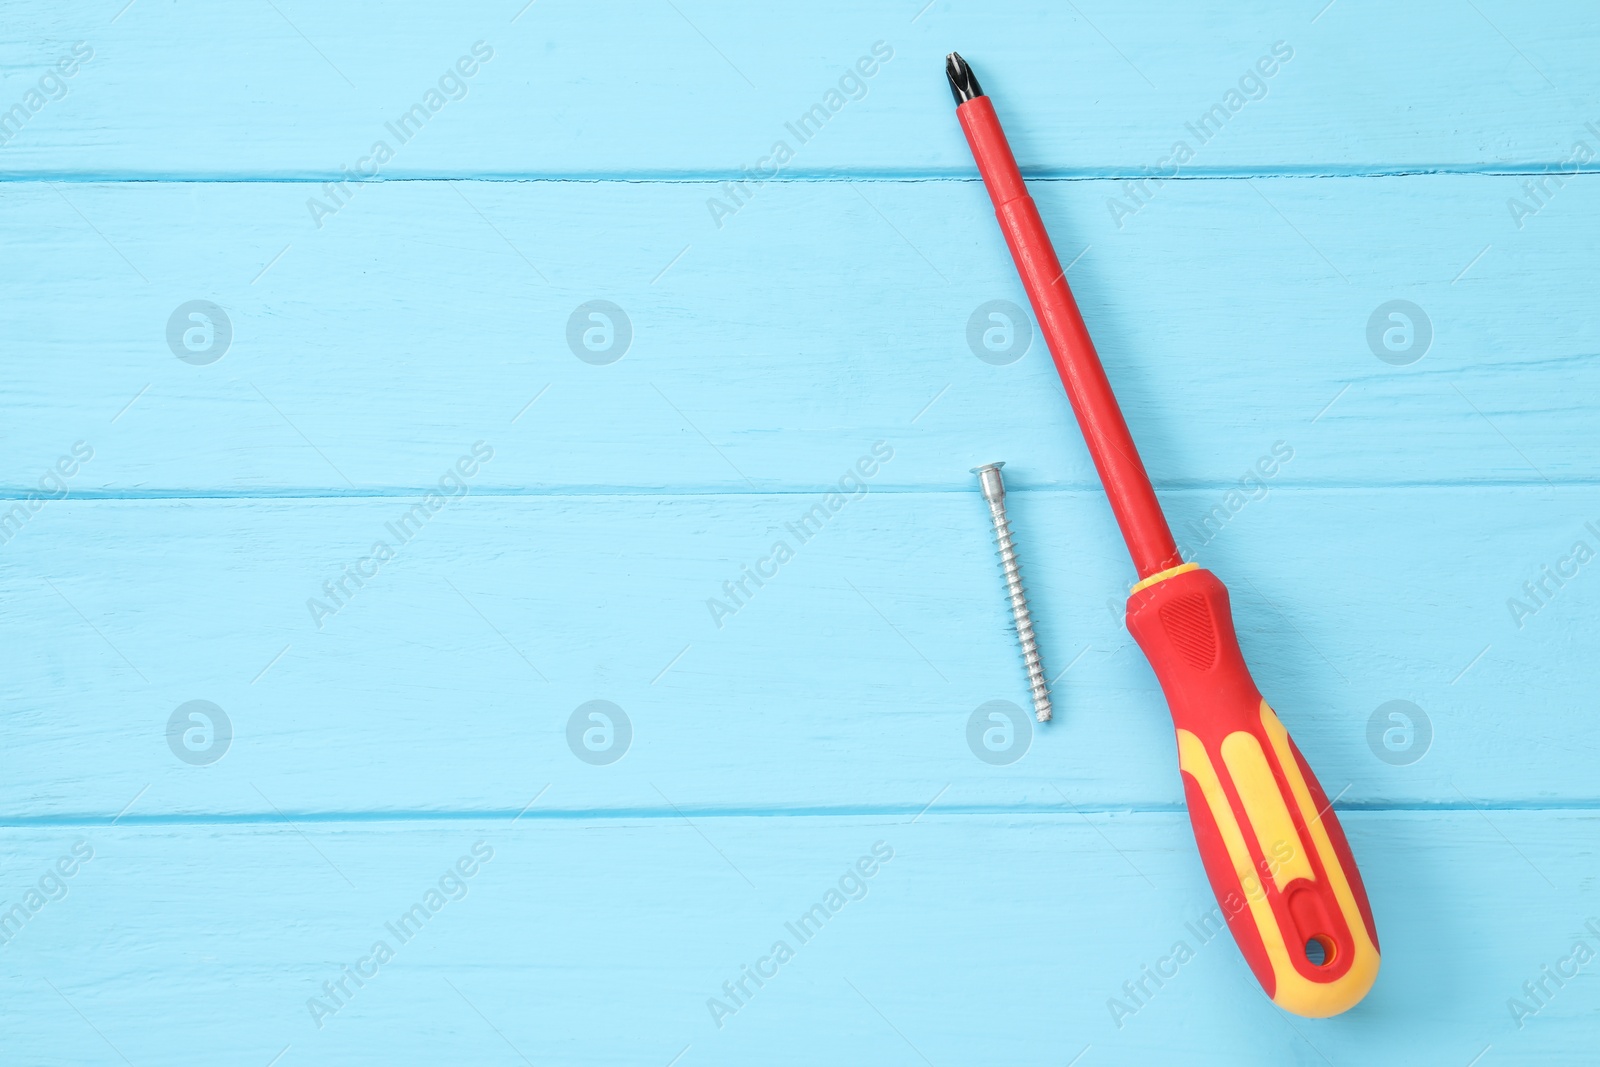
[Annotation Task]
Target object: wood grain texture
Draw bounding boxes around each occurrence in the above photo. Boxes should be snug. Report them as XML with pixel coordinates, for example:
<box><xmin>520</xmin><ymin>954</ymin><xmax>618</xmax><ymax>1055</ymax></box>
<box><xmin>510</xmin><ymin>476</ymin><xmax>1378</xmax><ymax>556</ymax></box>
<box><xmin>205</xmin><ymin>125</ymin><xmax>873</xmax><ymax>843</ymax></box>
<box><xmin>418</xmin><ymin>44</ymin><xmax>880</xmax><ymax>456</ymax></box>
<box><xmin>6</xmin><ymin>0</ymin><xmax>1600</xmax><ymax>1061</ymax></box>
<box><xmin>0</xmin><ymin>813</ymin><xmax>1590</xmax><ymax>1065</ymax></box>
<box><xmin>1</xmin><ymin>175</ymin><xmax>1595</xmax><ymax>492</ymax></box>
<box><xmin>0</xmin><ymin>488</ymin><xmax>1591</xmax><ymax>817</ymax></box>
<box><xmin>1</xmin><ymin>0</ymin><xmax>1597</xmax><ymax>177</ymax></box>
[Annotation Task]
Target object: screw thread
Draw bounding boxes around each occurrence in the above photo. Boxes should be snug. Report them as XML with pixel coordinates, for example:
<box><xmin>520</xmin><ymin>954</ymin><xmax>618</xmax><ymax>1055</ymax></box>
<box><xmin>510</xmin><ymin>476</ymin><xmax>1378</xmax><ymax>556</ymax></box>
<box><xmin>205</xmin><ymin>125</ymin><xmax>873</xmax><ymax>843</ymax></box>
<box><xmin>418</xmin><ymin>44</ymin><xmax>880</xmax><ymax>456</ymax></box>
<box><xmin>987</xmin><ymin>501</ymin><xmax>1052</xmax><ymax>722</ymax></box>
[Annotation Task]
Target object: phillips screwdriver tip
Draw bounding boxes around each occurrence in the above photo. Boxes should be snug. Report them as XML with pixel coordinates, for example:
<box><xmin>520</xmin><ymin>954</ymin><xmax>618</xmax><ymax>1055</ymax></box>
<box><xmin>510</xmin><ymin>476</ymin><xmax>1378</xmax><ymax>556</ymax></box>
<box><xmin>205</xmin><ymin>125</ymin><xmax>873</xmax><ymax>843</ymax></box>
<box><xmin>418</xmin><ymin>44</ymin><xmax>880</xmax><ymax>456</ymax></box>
<box><xmin>945</xmin><ymin>52</ymin><xmax>984</xmax><ymax>105</ymax></box>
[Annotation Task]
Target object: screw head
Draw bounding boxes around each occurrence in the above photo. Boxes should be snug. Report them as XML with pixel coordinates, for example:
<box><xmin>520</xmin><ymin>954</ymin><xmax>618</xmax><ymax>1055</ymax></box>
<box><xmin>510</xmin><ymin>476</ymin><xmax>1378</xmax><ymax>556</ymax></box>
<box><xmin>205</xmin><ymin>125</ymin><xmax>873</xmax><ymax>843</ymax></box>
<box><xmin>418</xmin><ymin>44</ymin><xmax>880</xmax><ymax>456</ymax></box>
<box><xmin>972</xmin><ymin>462</ymin><xmax>1007</xmax><ymax>503</ymax></box>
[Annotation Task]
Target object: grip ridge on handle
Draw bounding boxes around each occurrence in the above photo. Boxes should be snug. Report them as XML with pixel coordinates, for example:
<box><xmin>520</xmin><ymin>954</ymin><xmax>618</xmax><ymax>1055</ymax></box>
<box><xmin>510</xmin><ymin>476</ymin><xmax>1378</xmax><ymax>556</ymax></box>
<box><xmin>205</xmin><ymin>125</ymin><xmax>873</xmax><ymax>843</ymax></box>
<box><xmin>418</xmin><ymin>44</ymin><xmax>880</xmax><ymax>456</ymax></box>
<box><xmin>1159</xmin><ymin>593</ymin><xmax>1218</xmax><ymax>669</ymax></box>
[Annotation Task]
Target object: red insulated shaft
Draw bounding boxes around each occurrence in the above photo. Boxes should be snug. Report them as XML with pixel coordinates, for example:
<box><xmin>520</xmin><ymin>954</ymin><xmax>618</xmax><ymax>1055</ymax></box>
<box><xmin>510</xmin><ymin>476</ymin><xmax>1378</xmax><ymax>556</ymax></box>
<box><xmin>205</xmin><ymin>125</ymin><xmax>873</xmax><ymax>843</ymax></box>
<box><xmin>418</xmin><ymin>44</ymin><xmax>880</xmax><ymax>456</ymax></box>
<box><xmin>955</xmin><ymin>94</ymin><xmax>1180</xmax><ymax>579</ymax></box>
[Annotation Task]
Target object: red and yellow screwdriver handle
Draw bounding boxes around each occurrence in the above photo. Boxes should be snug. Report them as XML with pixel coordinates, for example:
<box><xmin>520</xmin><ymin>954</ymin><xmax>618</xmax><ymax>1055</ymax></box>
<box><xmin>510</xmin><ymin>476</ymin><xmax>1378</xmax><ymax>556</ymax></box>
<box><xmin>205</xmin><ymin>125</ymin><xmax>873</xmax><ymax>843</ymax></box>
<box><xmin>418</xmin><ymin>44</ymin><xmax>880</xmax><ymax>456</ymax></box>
<box><xmin>1126</xmin><ymin>563</ymin><xmax>1380</xmax><ymax>1016</ymax></box>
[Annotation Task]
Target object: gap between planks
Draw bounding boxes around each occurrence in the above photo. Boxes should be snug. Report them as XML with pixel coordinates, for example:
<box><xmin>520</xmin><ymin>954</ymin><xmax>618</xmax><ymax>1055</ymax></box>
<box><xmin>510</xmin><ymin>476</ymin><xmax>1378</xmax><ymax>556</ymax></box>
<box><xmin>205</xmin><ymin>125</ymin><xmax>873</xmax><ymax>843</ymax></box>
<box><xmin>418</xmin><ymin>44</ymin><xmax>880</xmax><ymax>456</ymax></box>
<box><xmin>4</xmin><ymin>800</ymin><xmax>1599</xmax><ymax>828</ymax></box>
<box><xmin>0</xmin><ymin>479</ymin><xmax>1591</xmax><ymax>501</ymax></box>
<box><xmin>8</xmin><ymin>165</ymin><xmax>1600</xmax><ymax>184</ymax></box>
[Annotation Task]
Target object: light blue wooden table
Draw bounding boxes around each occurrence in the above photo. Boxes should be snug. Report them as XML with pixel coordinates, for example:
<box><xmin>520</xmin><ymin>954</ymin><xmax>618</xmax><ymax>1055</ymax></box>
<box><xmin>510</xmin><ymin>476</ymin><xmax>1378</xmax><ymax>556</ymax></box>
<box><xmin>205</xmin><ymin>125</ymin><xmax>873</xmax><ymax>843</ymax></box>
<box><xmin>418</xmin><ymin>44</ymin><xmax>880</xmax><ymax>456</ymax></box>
<box><xmin>3</xmin><ymin>1</ymin><xmax>1597</xmax><ymax>1063</ymax></box>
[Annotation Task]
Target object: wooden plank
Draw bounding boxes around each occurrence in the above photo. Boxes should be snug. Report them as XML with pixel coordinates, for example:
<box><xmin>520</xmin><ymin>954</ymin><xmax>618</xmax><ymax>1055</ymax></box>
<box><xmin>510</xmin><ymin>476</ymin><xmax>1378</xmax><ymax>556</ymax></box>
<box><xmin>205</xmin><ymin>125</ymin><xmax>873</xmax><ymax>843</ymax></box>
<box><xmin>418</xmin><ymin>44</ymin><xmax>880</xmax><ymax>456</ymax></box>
<box><xmin>1</xmin><ymin>0</ymin><xmax>1596</xmax><ymax>177</ymax></box>
<box><xmin>2</xmin><ymin>487</ymin><xmax>1591</xmax><ymax>817</ymax></box>
<box><xmin>1</xmin><ymin>174</ymin><xmax>1595</xmax><ymax>492</ymax></box>
<box><xmin>4</xmin><ymin>1</ymin><xmax>1596</xmax><ymax>1063</ymax></box>
<box><xmin>0</xmin><ymin>811</ymin><xmax>1588</xmax><ymax>1064</ymax></box>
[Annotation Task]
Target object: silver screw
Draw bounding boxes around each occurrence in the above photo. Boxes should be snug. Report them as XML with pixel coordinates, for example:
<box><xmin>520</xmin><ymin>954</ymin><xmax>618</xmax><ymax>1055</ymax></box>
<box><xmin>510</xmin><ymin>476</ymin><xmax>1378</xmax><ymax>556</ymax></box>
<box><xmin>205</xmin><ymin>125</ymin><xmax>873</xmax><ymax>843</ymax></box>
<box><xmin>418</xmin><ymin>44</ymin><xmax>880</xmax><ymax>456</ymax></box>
<box><xmin>973</xmin><ymin>463</ymin><xmax>1052</xmax><ymax>722</ymax></box>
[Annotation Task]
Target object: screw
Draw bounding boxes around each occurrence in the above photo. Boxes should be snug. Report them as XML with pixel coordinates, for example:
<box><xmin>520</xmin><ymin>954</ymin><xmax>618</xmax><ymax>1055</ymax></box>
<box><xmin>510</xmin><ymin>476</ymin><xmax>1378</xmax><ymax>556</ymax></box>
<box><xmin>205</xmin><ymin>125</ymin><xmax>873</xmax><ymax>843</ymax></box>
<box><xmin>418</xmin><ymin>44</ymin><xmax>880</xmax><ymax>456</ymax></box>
<box><xmin>973</xmin><ymin>462</ymin><xmax>1052</xmax><ymax>722</ymax></box>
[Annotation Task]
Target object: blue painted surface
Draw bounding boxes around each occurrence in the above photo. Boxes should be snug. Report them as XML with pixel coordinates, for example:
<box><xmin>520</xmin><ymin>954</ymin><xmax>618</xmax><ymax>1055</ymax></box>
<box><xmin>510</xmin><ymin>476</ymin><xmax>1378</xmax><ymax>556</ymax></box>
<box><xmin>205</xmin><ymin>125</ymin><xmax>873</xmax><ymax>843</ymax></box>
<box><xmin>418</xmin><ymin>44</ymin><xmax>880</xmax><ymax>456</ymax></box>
<box><xmin>2</xmin><ymin>1</ymin><xmax>1597</xmax><ymax>1063</ymax></box>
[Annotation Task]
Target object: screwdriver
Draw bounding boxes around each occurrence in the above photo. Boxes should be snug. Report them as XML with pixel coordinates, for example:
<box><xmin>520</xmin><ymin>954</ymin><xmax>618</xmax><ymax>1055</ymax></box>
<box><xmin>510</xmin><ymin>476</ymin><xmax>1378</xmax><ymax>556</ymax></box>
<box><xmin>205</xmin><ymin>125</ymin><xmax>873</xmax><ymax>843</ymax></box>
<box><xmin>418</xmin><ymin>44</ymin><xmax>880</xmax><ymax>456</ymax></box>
<box><xmin>945</xmin><ymin>52</ymin><xmax>1379</xmax><ymax>1017</ymax></box>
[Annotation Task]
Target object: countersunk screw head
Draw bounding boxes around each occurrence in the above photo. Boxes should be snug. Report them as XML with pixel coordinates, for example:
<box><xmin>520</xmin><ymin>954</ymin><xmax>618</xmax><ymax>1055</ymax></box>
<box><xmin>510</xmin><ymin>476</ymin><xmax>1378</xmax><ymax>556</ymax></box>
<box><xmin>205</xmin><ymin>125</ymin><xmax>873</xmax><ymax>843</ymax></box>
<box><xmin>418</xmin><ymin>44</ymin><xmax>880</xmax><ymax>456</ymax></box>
<box><xmin>972</xmin><ymin>461</ymin><xmax>1007</xmax><ymax>504</ymax></box>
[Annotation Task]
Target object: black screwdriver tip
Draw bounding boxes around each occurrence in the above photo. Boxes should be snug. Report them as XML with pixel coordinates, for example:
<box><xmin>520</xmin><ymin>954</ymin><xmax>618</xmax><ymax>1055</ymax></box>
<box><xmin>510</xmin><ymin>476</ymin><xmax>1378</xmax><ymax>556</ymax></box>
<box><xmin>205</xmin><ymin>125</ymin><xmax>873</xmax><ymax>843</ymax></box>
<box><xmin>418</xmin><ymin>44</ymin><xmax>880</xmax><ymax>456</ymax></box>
<box><xmin>945</xmin><ymin>52</ymin><xmax>984</xmax><ymax>104</ymax></box>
